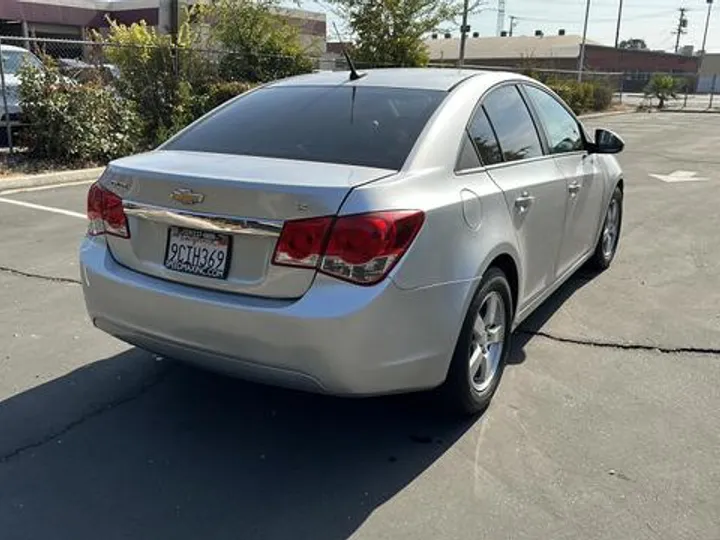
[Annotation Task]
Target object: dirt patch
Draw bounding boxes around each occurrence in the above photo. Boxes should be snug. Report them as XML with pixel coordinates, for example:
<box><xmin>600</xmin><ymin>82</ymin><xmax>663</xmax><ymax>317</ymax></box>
<box><xmin>0</xmin><ymin>150</ymin><xmax>100</xmax><ymax>179</ymax></box>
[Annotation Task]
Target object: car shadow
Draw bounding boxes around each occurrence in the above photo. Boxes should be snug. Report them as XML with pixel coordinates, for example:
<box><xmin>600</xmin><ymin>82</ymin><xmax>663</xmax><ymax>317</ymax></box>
<box><xmin>0</xmin><ymin>270</ymin><xmax>598</xmax><ymax>539</ymax></box>
<box><xmin>509</xmin><ymin>271</ymin><xmax>597</xmax><ymax>362</ymax></box>
<box><xmin>0</xmin><ymin>348</ymin><xmax>476</xmax><ymax>540</ymax></box>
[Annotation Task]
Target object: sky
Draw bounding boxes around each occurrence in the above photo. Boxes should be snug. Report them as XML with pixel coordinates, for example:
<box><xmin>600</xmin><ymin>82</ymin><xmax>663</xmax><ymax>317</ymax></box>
<box><xmin>297</xmin><ymin>0</ymin><xmax>720</xmax><ymax>54</ymax></box>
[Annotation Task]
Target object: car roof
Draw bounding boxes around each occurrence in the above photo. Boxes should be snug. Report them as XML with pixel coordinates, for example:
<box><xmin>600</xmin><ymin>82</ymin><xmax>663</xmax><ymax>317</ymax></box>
<box><xmin>0</xmin><ymin>44</ymin><xmax>32</xmax><ymax>53</ymax></box>
<box><xmin>269</xmin><ymin>67</ymin><xmax>491</xmax><ymax>91</ymax></box>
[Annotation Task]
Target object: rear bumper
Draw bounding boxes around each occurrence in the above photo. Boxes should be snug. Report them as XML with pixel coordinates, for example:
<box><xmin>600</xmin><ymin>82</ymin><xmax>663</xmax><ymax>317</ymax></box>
<box><xmin>80</xmin><ymin>238</ymin><xmax>472</xmax><ymax>396</ymax></box>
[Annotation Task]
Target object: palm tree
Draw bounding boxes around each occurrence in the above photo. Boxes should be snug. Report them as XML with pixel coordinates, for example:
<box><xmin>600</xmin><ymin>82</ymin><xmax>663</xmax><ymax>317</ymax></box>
<box><xmin>644</xmin><ymin>74</ymin><xmax>680</xmax><ymax>110</ymax></box>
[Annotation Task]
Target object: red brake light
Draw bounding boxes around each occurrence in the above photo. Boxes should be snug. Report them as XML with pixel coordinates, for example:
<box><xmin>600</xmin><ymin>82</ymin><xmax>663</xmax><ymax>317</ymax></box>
<box><xmin>322</xmin><ymin>211</ymin><xmax>424</xmax><ymax>284</ymax></box>
<box><xmin>86</xmin><ymin>181</ymin><xmax>130</xmax><ymax>239</ymax></box>
<box><xmin>87</xmin><ymin>183</ymin><xmax>105</xmax><ymax>236</ymax></box>
<box><xmin>272</xmin><ymin>210</ymin><xmax>424</xmax><ymax>285</ymax></box>
<box><xmin>272</xmin><ymin>217</ymin><xmax>332</xmax><ymax>268</ymax></box>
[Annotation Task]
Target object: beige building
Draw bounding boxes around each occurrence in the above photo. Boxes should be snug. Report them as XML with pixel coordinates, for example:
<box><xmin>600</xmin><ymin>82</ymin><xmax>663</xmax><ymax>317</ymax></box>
<box><xmin>697</xmin><ymin>54</ymin><xmax>720</xmax><ymax>93</ymax></box>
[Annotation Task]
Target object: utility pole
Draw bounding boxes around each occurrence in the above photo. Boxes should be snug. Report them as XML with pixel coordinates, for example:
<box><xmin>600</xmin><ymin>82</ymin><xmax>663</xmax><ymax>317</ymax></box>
<box><xmin>496</xmin><ymin>0</ymin><xmax>506</xmax><ymax>36</ymax></box>
<box><xmin>614</xmin><ymin>0</ymin><xmax>624</xmax><ymax>48</ymax></box>
<box><xmin>673</xmin><ymin>7</ymin><xmax>688</xmax><ymax>54</ymax></box>
<box><xmin>578</xmin><ymin>0</ymin><xmax>591</xmax><ymax>82</ymax></box>
<box><xmin>701</xmin><ymin>0</ymin><xmax>714</xmax><ymax>55</ymax></box>
<box><xmin>169</xmin><ymin>0</ymin><xmax>180</xmax><ymax>77</ymax></box>
<box><xmin>458</xmin><ymin>0</ymin><xmax>470</xmax><ymax>66</ymax></box>
<box><xmin>509</xmin><ymin>16</ymin><xmax>518</xmax><ymax>37</ymax></box>
<box><xmin>169</xmin><ymin>0</ymin><xmax>179</xmax><ymax>40</ymax></box>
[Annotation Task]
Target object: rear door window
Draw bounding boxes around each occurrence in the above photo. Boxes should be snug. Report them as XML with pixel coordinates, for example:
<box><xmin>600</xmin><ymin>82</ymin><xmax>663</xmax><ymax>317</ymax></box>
<box><xmin>466</xmin><ymin>106</ymin><xmax>503</xmax><ymax>166</ymax></box>
<box><xmin>164</xmin><ymin>85</ymin><xmax>447</xmax><ymax>170</ymax></box>
<box><xmin>482</xmin><ymin>85</ymin><xmax>543</xmax><ymax>162</ymax></box>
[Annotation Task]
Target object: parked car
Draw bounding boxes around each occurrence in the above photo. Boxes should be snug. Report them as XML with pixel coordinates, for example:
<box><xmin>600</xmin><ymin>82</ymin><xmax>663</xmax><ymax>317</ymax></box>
<box><xmin>0</xmin><ymin>44</ymin><xmax>43</xmax><ymax>130</ymax></box>
<box><xmin>57</xmin><ymin>58</ymin><xmax>119</xmax><ymax>86</ymax></box>
<box><xmin>79</xmin><ymin>68</ymin><xmax>625</xmax><ymax>415</ymax></box>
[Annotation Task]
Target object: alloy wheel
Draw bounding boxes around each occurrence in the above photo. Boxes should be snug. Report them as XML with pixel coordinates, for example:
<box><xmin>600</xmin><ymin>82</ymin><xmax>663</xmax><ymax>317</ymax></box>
<box><xmin>469</xmin><ymin>291</ymin><xmax>506</xmax><ymax>393</ymax></box>
<box><xmin>601</xmin><ymin>198</ymin><xmax>620</xmax><ymax>259</ymax></box>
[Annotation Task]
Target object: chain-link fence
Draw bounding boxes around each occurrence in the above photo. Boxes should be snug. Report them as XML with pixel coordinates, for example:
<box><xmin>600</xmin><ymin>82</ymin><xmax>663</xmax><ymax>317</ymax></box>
<box><xmin>0</xmin><ymin>34</ymin><xmax>327</xmax><ymax>153</ymax></box>
<box><xmin>617</xmin><ymin>71</ymin><xmax>720</xmax><ymax>111</ymax></box>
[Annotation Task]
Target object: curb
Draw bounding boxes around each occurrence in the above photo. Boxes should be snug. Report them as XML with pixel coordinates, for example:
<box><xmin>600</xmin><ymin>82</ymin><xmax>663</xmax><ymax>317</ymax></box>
<box><xmin>579</xmin><ymin>109</ymin><xmax>635</xmax><ymax>120</ymax></box>
<box><xmin>0</xmin><ymin>166</ymin><xmax>104</xmax><ymax>194</ymax></box>
<box><xmin>651</xmin><ymin>108</ymin><xmax>720</xmax><ymax>114</ymax></box>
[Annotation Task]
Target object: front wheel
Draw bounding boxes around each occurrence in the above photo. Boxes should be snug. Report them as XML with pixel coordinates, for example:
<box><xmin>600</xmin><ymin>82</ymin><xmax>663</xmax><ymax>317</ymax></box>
<box><xmin>587</xmin><ymin>185</ymin><xmax>623</xmax><ymax>271</ymax></box>
<box><xmin>441</xmin><ymin>268</ymin><xmax>513</xmax><ymax>416</ymax></box>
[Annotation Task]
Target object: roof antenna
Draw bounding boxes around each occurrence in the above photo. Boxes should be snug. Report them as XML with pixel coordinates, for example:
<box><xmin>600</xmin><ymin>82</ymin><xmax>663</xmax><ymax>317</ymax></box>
<box><xmin>332</xmin><ymin>22</ymin><xmax>365</xmax><ymax>81</ymax></box>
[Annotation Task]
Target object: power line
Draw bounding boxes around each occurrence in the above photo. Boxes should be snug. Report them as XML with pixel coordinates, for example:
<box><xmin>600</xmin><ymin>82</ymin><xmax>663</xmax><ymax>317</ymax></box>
<box><xmin>513</xmin><ymin>9</ymin><xmax>675</xmax><ymax>24</ymax></box>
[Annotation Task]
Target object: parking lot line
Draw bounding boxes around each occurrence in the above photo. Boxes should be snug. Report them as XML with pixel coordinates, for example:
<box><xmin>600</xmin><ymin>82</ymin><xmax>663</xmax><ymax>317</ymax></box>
<box><xmin>0</xmin><ymin>196</ymin><xmax>85</xmax><ymax>219</ymax></box>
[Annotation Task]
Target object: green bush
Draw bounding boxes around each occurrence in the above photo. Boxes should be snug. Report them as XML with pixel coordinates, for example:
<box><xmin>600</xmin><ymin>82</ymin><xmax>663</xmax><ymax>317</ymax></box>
<box><xmin>522</xmin><ymin>68</ymin><xmax>614</xmax><ymax>114</ymax></box>
<box><xmin>98</xmin><ymin>18</ymin><xmax>217</xmax><ymax>147</ymax></box>
<box><xmin>591</xmin><ymin>82</ymin><xmax>613</xmax><ymax>111</ymax></box>
<box><xmin>201</xmin><ymin>81</ymin><xmax>255</xmax><ymax>113</ymax></box>
<box><xmin>218</xmin><ymin>51</ymin><xmax>312</xmax><ymax>85</ymax></box>
<box><xmin>539</xmin><ymin>78</ymin><xmax>613</xmax><ymax>115</ymax></box>
<box><xmin>546</xmin><ymin>80</ymin><xmax>593</xmax><ymax>114</ymax></box>
<box><xmin>18</xmin><ymin>63</ymin><xmax>139</xmax><ymax>165</ymax></box>
<box><xmin>209</xmin><ymin>0</ymin><xmax>315</xmax><ymax>83</ymax></box>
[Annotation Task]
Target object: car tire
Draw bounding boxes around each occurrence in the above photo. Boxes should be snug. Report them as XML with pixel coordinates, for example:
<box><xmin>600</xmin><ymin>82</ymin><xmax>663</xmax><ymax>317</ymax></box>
<box><xmin>587</xmin><ymin>185</ymin><xmax>623</xmax><ymax>272</ymax></box>
<box><xmin>441</xmin><ymin>267</ymin><xmax>513</xmax><ymax>416</ymax></box>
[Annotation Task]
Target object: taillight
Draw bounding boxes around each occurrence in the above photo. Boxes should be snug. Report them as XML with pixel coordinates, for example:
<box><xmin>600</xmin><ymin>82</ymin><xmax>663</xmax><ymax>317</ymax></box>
<box><xmin>272</xmin><ymin>216</ymin><xmax>332</xmax><ymax>268</ymax></box>
<box><xmin>86</xmin><ymin>181</ymin><xmax>130</xmax><ymax>239</ymax></box>
<box><xmin>272</xmin><ymin>210</ymin><xmax>424</xmax><ymax>285</ymax></box>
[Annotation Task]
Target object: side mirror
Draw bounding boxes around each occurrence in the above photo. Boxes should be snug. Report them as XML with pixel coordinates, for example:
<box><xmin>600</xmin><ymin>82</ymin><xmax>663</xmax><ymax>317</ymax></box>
<box><xmin>591</xmin><ymin>128</ymin><xmax>624</xmax><ymax>154</ymax></box>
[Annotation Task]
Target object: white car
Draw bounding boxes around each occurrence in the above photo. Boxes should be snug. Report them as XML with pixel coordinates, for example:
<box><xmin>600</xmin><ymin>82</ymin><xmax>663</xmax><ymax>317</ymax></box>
<box><xmin>0</xmin><ymin>44</ymin><xmax>43</xmax><ymax>129</ymax></box>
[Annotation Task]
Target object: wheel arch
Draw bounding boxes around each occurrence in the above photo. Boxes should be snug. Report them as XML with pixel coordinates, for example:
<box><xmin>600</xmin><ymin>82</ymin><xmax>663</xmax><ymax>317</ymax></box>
<box><xmin>465</xmin><ymin>244</ymin><xmax>523</xmax><ymax>323</ymax></box>
<box><xmin>488</xmin><ymin>253</ymin><xmax>519</xmax><ymax>318</ymax></box>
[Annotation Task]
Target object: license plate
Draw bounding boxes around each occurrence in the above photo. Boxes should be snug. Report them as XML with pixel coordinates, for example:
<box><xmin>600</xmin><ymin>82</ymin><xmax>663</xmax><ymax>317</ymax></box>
<box><xmin>164</xmin><ymin>226</ymin><xmax>231</xmax><ymax>279</ymax></box>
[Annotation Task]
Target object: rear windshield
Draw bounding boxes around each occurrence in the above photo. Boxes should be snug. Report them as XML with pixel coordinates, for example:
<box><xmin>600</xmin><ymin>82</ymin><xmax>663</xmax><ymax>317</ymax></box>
<box><xmin>163</xmin><ymin>85</ymin><xmax>447</xmax><ymax>170</ymax></box>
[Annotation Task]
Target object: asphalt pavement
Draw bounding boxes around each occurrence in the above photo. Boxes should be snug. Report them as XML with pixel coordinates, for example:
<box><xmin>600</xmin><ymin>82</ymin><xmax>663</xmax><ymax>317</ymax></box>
<box><xmin>1</xmin><ymin>113</ymin><xmax>719</xmax><ymax>540</ymax></box>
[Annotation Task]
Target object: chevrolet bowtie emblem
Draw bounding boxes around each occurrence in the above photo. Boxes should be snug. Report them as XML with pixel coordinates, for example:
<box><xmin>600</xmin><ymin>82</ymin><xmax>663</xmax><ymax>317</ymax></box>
<box><xmin>170</xmin><ymin>188</ymin><xmax>205</xmax><ymax>205</ymax></box>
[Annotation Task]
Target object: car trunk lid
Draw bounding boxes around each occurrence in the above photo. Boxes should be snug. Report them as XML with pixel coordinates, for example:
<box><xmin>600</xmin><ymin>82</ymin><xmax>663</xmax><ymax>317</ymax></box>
<box><xmin>101</xmin><ymin>150</ymin><xmax>395</xmax><ymax>298</ymax></box>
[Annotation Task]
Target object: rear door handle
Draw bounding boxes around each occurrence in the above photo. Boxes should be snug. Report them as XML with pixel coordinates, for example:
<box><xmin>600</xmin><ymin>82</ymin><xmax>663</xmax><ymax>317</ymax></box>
<box><xmin>514</xmin><ymin>192</ymin><xmax>535</xmax><ymax>213</ymax></box>
<box><xmin>568</xmin><ymin>182</ymin><xmax>581</xmax><ymax>195</ymax></box>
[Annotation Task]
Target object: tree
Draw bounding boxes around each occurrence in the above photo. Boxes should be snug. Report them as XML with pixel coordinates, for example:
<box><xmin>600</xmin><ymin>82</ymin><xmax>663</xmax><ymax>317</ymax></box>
<box><xmin>98</xmin><ymin>17</ymin><xmax>213</xmax><ymax>146</ymax></box>
<box><xmin>328</xmin><ymin>0</ymin><xmax>463</xmax><ymax>67</ymax></box>
<box><xmin>644</xmin><ymin>73</ymin><xmax>680</xmax><ymax>109</ymax></box>
<box><xmin>203</xmin><ymin>0</ymin><xmax>314</xmax><ymax>83</ymax></box>
<box><xmin>619</xmin><ymin>38</ymin><xmax>647</xmax><ymax>50</ymax></box>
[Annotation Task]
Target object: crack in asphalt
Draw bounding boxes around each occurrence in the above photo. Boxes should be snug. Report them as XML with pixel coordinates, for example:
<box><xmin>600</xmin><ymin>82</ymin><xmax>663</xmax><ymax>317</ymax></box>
<box><xmin>0</xmin><ymin>367</ymin><xmax>173</xmax><ymax>464</ymax></box>
<box><xmin>3</xmin><ymin>262</ymin><xmax>718</xmax><ymax>357</ymax></box>
<box><xmin>0</xmin><ymin>265</ymin><xmax>81</xmax><ymax>285</ymax></box>
<box><xmin>1</xmin><ymin>263</ymin><xmax>718</xmax><ymax>465</ymax></box>
<box><xmin>518</xmin><ymin>329</ymin><xmax>720</xmax><ymax>356</ymax></box>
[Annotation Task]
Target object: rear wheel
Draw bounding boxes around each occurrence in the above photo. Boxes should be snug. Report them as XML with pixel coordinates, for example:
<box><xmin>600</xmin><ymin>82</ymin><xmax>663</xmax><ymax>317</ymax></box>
<box><xmin>587</xmin><ymin>185</ymin><xmax>623</xmax><ymax>271</ymax></box>
<box><xmin>441</xmin><ymin>268</ymin><xmax>513</xmax><ymax>416</ymax></box>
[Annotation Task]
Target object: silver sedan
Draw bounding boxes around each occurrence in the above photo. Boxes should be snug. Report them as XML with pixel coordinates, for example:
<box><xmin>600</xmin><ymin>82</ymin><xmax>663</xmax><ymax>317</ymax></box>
<box><xmin>79</xmin><ymin>68</ymin><xmax>624</xmax><ymax>415</ymax></box>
